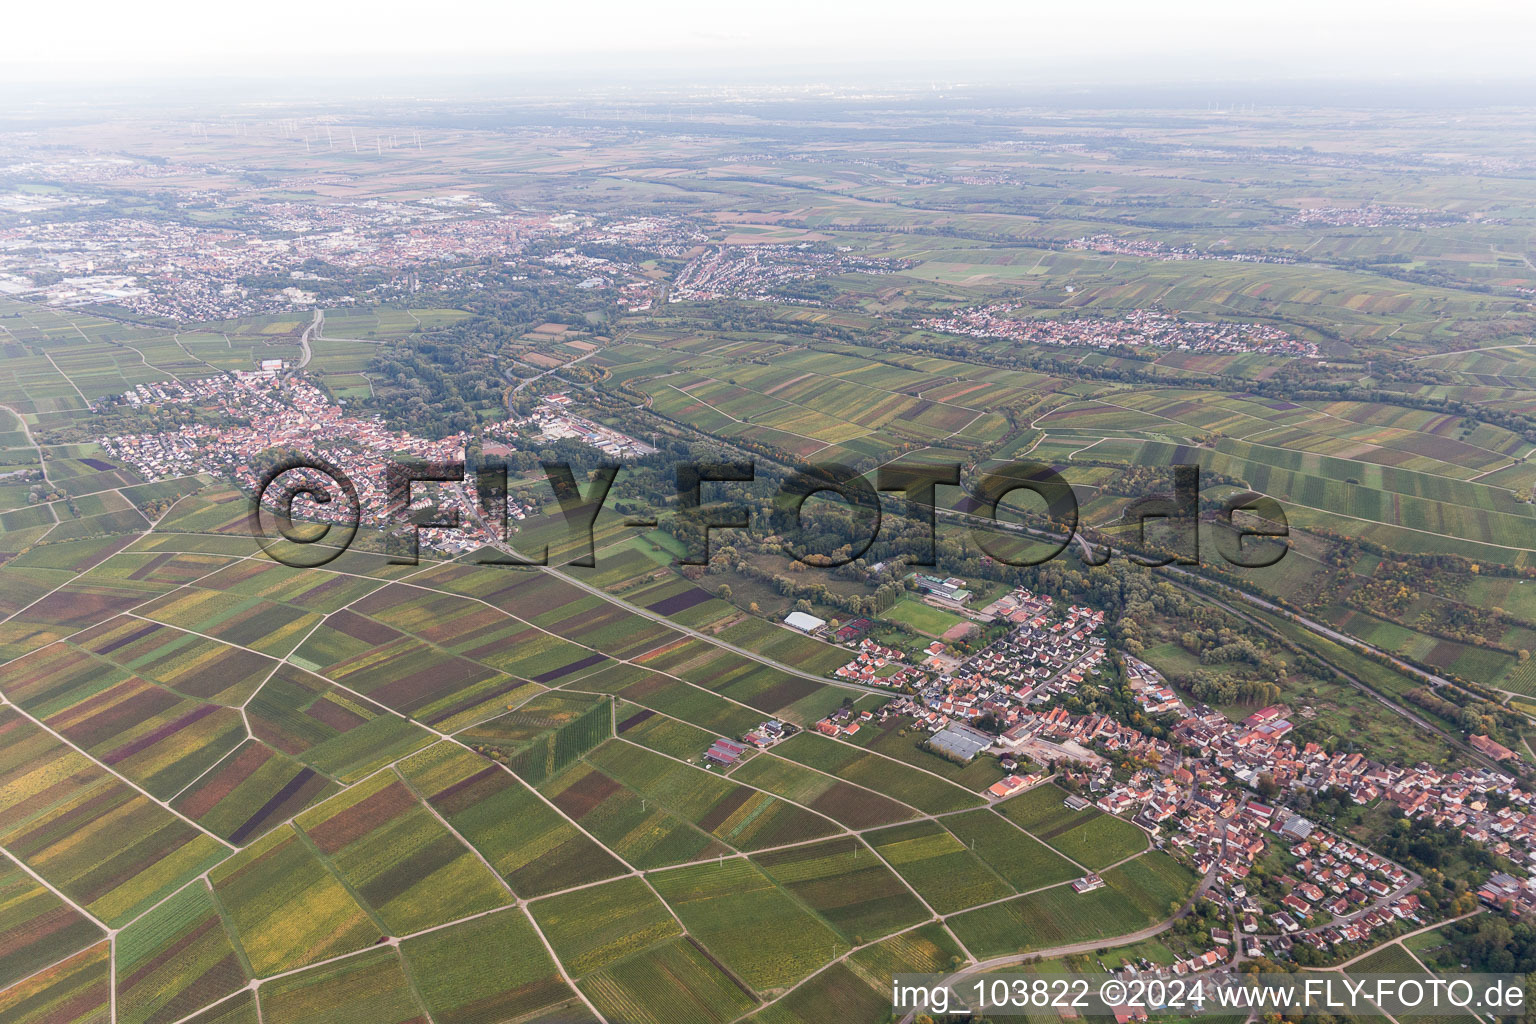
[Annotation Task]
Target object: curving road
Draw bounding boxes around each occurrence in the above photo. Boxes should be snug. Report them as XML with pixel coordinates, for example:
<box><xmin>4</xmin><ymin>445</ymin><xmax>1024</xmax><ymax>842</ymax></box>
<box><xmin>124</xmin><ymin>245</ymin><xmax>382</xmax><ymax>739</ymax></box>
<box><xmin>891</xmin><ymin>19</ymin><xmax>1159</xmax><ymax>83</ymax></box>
<box><xmin>0</xmin><ymin>403</ymin><xmax>45</xmax><ymax>483</ymax></box>
<box><xmin>509</xmin><ymin>347</ymin><xmax>601</xmax><ymax>398</ymax></box>
<box><xmin>293</xmin><ymin>309</ymin><xmax>322</xmax><ymax>370</ymax></box>
<box><xmin>894</xmin><ymin>860</ymin><xmax>1222</xmax><ymax>1024</ymax></box>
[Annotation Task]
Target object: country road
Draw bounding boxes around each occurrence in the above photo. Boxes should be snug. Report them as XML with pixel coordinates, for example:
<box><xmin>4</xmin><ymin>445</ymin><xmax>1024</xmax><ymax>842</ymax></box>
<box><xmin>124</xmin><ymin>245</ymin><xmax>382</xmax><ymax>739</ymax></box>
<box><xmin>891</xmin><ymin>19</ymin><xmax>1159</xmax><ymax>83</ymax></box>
<box><xmin>894</xmin><ymin>860</ymin><xmax>1223</xmax><ymax>1024</ymax></box>
<box><xmin>1165</xmin><ymin>568</ymin><xmax>1457</xmax><ymax>691</ymax></box>
<box><xmin>509</xmin><ymin>346</ymin><xmax>601</xmax><ymax>397</ymax></box>
<box><xmin>0</xmin><ymin>402</ymin><xmax>45</xmax><ymax>483</ymax></box>
<box><xmin>441</xmin><ymin>480</ymin><xmax>892</xmax><ymax>719</ymax></box>
<box><xmin>545</xmin><ymin>563</ymin><xmax>863</xmax><ymax>694</ymax></box>
<box><xmin>1168</xmin><ymin>578</ymin><xmax>1475</xmax><ymax>755</ymax></box>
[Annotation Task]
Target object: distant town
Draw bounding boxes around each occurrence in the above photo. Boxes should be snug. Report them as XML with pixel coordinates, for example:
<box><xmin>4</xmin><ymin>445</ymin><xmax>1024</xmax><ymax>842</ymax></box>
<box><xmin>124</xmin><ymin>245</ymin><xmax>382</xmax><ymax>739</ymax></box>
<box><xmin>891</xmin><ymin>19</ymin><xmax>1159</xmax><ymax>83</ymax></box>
<box><xmin>103</xmin><ymin>374</ymin><xmax>654</xmax><ymax>554</ymax></box>
<box><xmin>920</xmin><ymin>306</ymin><xmax>1320</xmax><ymax>357</ymax></box>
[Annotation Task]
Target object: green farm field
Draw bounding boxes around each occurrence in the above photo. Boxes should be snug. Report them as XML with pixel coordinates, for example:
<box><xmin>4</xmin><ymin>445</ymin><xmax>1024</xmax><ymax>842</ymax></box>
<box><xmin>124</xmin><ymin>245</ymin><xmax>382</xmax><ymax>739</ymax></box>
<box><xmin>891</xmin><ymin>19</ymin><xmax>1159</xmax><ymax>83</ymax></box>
<box><xmin>946</xmin><ymin>852</ymin><xmax>1200</xmax><ymax>958</ymax></box>
<box><xmin>3</xmin><ymin>92</ymin><xmax>1536</xmax><ymax>1024</ymax></box>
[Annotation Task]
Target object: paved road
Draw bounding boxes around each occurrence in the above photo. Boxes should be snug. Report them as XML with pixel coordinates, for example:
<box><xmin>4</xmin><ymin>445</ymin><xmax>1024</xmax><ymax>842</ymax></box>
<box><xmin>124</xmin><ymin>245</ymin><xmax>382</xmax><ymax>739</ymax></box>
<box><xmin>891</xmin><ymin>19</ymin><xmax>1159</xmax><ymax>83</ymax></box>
<box><xmin>545</xmin><ymin>562</ymin><xmax>876</xmax><ymax>704</ymax></box>
<box><xmin>295</xmin><ymin>309</ymin><xmax>322</xmax><ymax>369</ymax></box>
<box><xmin>935</xmin><ymin>500</ymin><xmax>1456</xmax><ymax>696</ymax></box>
<box><xmin>896</xmin><ymin>854</ymin><xmax>1427</xmax><ymax>1024</ymax></box>
<box><xmin>0</xmin><ymin>402</ymin><xmax>45</xmax><ymax>483</ymax></box>
<box><xmin>1251</xmin><ymin>869</ymin><xmax>1424</xmax><ymax>945</ymax></box>
<box><xmin>1408</xmin><ymin>342</ymin><xmax>1536</xmax><ymax>363</ymax></box>
<box><xmin>441</xmin><ymin>473</ymin><xmax>858</xmax><ymax>700</ymax></box>
<box><xmin>937</xmin><ymin>505</ymin><xmax>1479</xmax><ymax>737</ymax></box>
<box><xmin>1166</xmin><ymin>568</ymin><xmax>1457</xmax><ymax>690</ymax></box>
<box><xmin>1157</xmin><ymin>572</ymin><xmax>1512</xmax><ymax>771</ymax></box>
<box><xmin>1319</xmin><ymin>909</ymin><xmax>1481</xmax><ymax>970</ymax></box>
<box><xmin>895</xmin><ymin>860</ymin><xmax>1222</xmax><ymax>1024</ymax></box>
<box><xmin>444</xmin><ymin>476</ymin><xmax>886</xmax><ymax>713</ymax></box>
<box><xmin>508</xmin><ymin>346</ymin><xmax>601</xmax><ymax>399</ymax></box>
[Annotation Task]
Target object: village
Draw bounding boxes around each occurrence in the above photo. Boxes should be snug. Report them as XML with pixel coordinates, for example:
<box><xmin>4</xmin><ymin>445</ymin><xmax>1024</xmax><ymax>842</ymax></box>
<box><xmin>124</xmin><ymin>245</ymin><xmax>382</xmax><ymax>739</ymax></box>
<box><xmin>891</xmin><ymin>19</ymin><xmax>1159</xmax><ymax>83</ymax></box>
<box><xmin>101</xmin><ymin>373</ymin><xmax>653</xmax><ymax>553</ymax></box>
<box><xmin>774</xmin><ymin>585</ymin><xmax>1536</xmax><ymax>969</ymax></box>
<box><xmin>1289</xmin><ymin>204</ymin><xmax>1468</xmax><ymax>228</ymax></box>
<box><xmin>920</xmin><ymin>305</ymin><xmax>1320</xmax><ymax>357</ymax></box>
<box><xmin>1066</xmin><ymin>233</ymin><xmax>1296</xmax><ymax>265</ymax></box>
<box><xmin>670</xmin><ymin>243</ymin><xmax>913</xmax><ymax>305</ymax></box>
<box><xmin>98</xmin><ymin>360</ymin><xmax>1536</xmax><ymax>964</ymax></box>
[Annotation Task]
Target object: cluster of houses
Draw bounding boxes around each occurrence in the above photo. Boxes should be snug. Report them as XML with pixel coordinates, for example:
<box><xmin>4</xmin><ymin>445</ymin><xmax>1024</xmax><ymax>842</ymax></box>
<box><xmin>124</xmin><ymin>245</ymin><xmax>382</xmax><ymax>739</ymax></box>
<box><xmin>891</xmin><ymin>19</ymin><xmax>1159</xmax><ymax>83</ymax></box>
<box><xmin>1013</xmin><ymin>681</ymin><xmax>1536</xmax><ymax>941</ymax></box>
<box><xmin>977</xmin><ymin>588</ymin><xmax>1055</xmax><ymax>627</ymax></box>
<box><xmin>831</xmin><ymin>638</ymin><xmax>925</xmax><ymax>689</ymax></box>
<box><xmin>809</xmin><ymin>594</ymin><xmax>1123</xmax><ymax>761</ymax></box>
<box><xmin>1294</xmin><ymin>895</ymin><xmax>1426</xmax><ymax>952</ymax></box>
<box><xmin>813</xmin><ymin>705</ymin><xmax>879</xmax><ymax>739</ymax></box>
<box><xmin>102</xmin><ymin>373</ymin><xmax>584</xmax><ymax>556</ymax></box>
<box><xmin>670</xmin><ymin>243</ymin><xmax>911</xmax><ymax>306</ymax></box>
<box><xmin>10</xmin><ymin>193</ymin><xmax>569</xmax><ymax>320</ymax></box>
<box><xmin>1089</xmin><ymin>766</ymin><xmax>1185</xmax><ymax>822</ymax></box>
<box><xmin>1016</xmin><ymin>706</ymin><xmax>1171</xmax><ymax>763</ymax></box>
<box><xmin>115</xmin><ymin>373</ymin><xmax>286</xmax><ymax>413</ymax></box>
<box><xmin>1065</xmin><ymin>232</ymin><xmax>1294</xmax><ymax>265</ymax></box>
<box><xmin>920</xmin><ymin>305</ymin><xmax>1319</xmax><ymax>358</ymax></box>
<box><xmin>104</xmin><ymin>374</ymin><xmax>487</xmax><ymax>542</ymax></box>
<box><xmin>1117</xmin><ymin>947</ymin><xmax>1230</xmax><ymax>986</ymax></box>
<box><xmin>1385</xmin><ymin>764</ymin><xmax>1536</xmax><ymax>916</ymax></box>
<box><xmin>1154</xmin><ymin>692</ymin><xmax>1536</xmax><ymax>917</ymax></box>
<box><xmin>851</xmin><ymin>580</ymin><xmax>1536</xmax><ymax>940</ymax></box>
<box><xmin>103</xmin><ymin>372</ymin><xmax>663</xmax><ymax>553</ymax></box>
<box><xmin>814</xmin><ymin>592</ymin><xmax>1115</xmax><ymax>745</ymax></box>
<box><xmin>1290</xmin><ymin>204</ymin><xmax>1461</xmax><ymax>228</ymax></box>
<box><xmin>804</xmin><ymin>589</ymin><xmax>1536</xmax><ymax>954</ymax></box>
<box><xmin>1125</xmin><ymin>655</ymin><xmax>1189</xmax><ymax>717</ymax></box>
<box><xmin>925</xmin><ymin>600</ymin><xmax>1110</xmax><ymax>725</ymax></box>
<box><xmin>1042</xmin><ymin>699</ymin><xmax>1436</xmax><ymax>951</ymax></box>
<box><xmin>742</xmin><ymin>718</ymin><xmax>794</xmax><ymax>749</ymax></box>
<box><xmin>855</xmin><ymin>694</ymin><xmax>944</xmax><ymax>736</ymax></box>
<box><xmin>1203</xmin><ymin>800</ymin><xmax>1416</xmax><ymax>948</ymax></box>
<box><xmin>1045</xmin><ymin>730</ymin><xmax>1427</xmax><ymax>959</ymax></box>
<box><xmin>806</xmin><ymin>591</ymin><xmax>1459</xmax><ymax>959</ymax></box>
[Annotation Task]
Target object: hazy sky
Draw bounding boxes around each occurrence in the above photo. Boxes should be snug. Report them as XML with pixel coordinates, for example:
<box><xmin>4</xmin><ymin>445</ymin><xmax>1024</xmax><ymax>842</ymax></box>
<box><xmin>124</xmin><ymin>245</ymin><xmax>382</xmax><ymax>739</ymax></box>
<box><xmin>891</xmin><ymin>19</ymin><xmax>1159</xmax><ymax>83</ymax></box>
<box><xmin>7</xmin><ymin>0</ymin><xmax>1536</xmax><ymax>86</ymax></box>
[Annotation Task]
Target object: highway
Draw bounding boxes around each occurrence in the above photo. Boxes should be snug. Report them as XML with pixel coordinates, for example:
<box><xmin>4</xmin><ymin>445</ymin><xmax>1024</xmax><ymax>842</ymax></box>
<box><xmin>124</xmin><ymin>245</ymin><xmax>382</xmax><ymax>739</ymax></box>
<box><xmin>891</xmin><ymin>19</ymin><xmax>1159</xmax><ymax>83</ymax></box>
<box><xmin>294</xmin><ymin>308</ymin><xmax>322</xmax><ymax>369</ymax></box>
